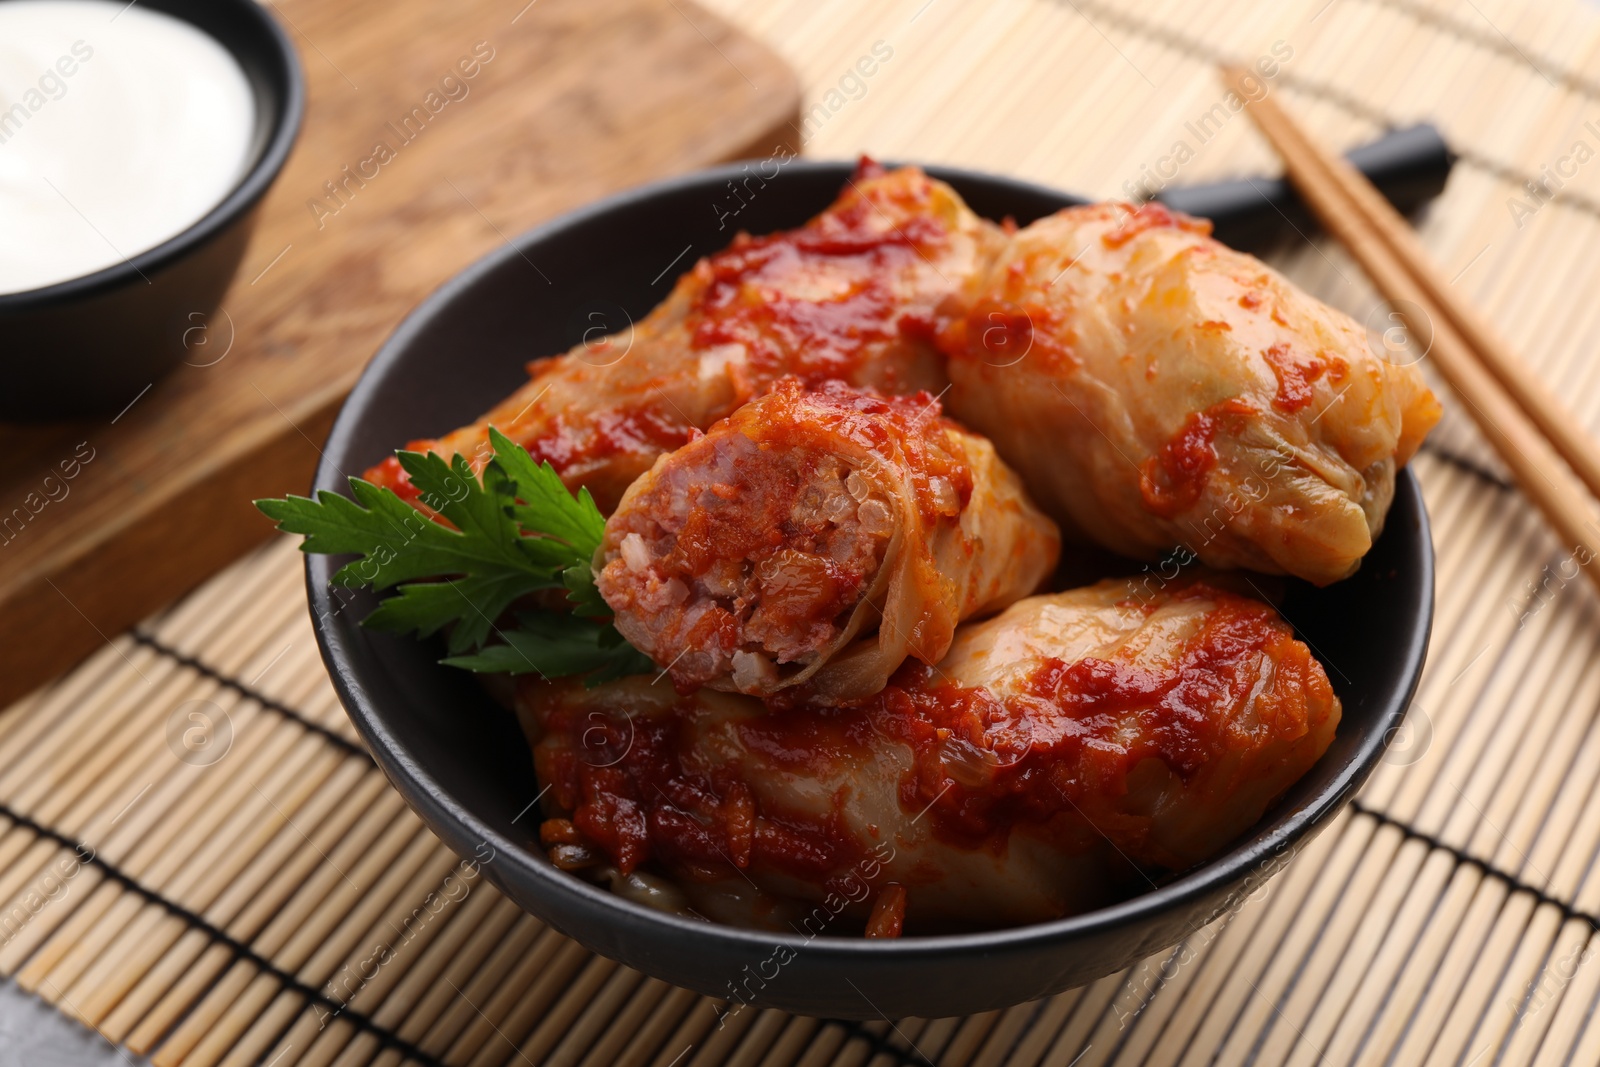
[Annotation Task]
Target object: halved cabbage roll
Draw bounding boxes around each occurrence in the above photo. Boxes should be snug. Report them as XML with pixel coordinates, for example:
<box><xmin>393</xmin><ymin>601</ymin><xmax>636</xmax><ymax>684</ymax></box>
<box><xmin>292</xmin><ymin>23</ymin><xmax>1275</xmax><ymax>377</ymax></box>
<box><xmin>942</xmin><ymin>201</ymin><xmax>1441</xmax><ymax>585</ymax></box>
<box><xmin>366</xmin><ymin>161</ymin><xmax>1006</xmax><ymax>512</ymax></box>
<box><xmin>517</xmin><ymin>577</ymin><xmax>1339</xmax><ymax>932</ymax></box>
<box><xmin>594</xmin><ymin>379</ymin><xmax>1059</xmax><ymax>700</ymax></box>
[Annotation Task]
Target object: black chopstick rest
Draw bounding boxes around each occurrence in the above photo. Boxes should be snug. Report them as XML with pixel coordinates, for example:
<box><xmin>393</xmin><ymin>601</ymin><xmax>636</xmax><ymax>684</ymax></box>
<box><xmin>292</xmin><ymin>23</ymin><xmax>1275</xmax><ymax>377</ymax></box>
<box><xmin>1156</xmin><ymin>124</ymin><xmax>1456</xmax><ymax>252</ymax></box>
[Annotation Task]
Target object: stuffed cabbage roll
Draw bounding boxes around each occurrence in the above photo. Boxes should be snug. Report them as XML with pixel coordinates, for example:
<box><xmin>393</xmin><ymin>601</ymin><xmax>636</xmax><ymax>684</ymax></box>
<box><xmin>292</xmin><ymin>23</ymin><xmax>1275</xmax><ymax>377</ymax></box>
<box><xmin>941</xmin><ymin>202</ymin><xmax>1441</xmax><ymax>585</ymax></box>
<box><xmin>596</xmin><ymin>379</ymin><xmax>1059</xmax><ymax>700</ymax></box>
<box><xmin>366</xmin><ymin>161</ymin><xmax>1006</xmax><ymax>512</ymax></box>
<box><xmin>517</xmin><ymin>577</ymin><xmax>1339</xmax><ymax>932</ymax></box>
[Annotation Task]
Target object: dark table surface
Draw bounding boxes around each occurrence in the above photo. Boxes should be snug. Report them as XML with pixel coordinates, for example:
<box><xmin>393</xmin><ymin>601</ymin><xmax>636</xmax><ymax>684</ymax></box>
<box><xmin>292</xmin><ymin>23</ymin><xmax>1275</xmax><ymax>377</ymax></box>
<box><xmin>0</xmin><ymin>981</ymin><xmax>149</xmax><ymax>1065</ymax></box>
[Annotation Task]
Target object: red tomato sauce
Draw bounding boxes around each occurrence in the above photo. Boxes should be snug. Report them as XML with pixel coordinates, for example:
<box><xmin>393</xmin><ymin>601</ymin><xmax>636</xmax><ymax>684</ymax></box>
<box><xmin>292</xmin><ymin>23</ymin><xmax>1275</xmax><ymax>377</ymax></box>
<box><xmin>1101</xmin><ymin>202</ymin><xmax>1212</xmax><ymax>248</ymax></box>
<box><xmin>363</xmin><ymin>443</ymin><xmax>431</xmax><ymax>504</ymax></box>
<box><xmin>517</xmin><ymin>406</ymin><xmax>697</xmax><ymax>472</ymax></box>
<box><xmin>686</xmin><ymin>193</ymin><xmax>952</xmax><ymax>389</ymax></box>
<box><xmin>761</xmin><ymin>378</ymin><xmax>974</xmax><ymax>525</ymax></box>
<box><xmin>530</xmin><ymin>585</ymin><xmax>1323</xmax><ymax>885</ymax></box>
<box><xmin>863</xmin><ymin>584</ymin><xmax>1316</xmax><ymax>852</ymax></box>
<box><xmin>361</xmin><ymin>159</ymin><xmax>957</xmax><ymax>500</ymax></box>
<box><xmin>534</xmin><ymin>698</ymin><xmax>872</xmax><ymax>888</ymax></box>
<box><xmin>1138</xmin><ymin>398</ymin><xmax>1254</xmax><ymax>518</ymax></box>
<box><xmin>598</xmin><ymin>379</ymin><xmax>976</xmax><ymax>686</ymax></box>
<box><xmin>1261</xmin><ymin>343</ymin><xmax>1350</xmax><ymax>414</ymax></box>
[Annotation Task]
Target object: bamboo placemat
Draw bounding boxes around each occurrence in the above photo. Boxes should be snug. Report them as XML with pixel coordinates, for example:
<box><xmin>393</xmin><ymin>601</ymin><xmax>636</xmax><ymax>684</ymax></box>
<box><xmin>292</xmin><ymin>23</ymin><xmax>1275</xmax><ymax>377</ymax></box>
<box><xmin>11</xmin><ymin>0</ymin><xmax>1600</xmax><ymax>1062</ymax></box>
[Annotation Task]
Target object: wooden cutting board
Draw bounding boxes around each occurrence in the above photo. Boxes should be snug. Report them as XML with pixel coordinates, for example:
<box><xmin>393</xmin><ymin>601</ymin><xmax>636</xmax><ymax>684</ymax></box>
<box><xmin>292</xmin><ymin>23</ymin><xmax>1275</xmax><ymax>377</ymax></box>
<box><xmin>0</xmin><ymin>0</ymin><xmax>797</xmax><ymax>706</ymax></box>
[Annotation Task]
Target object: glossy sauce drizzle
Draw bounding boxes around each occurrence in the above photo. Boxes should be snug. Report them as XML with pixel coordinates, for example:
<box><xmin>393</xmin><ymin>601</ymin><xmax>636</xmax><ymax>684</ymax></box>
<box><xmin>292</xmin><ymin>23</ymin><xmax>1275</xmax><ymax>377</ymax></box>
<box><xmin>1138</xmin><ymin>398</ymin><xmax>1254</xmax><ymax>518</ymax></box>
<box><xmin>1101</xmin><ymin>202</ymin><xmax>1213</xmax><ymax>248</ymax></box>
<box><xmin>1261</xmin><ymin>343</ymin><xmax>1349</xmax><ymax>414</ymax></box>
<box><xmin>864</xmin><ymin>584</ymin><xmax>1321</xmax><ymax>852</ymax></box>
<box><xmin>527</xmin><ymin>584</ymin><xmax>1325</xmax><ymax>884</ymax></box>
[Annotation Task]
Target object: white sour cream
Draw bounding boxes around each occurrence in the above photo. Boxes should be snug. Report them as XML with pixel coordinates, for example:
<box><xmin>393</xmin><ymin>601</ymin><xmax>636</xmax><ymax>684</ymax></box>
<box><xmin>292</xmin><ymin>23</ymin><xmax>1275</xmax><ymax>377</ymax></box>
<box><xmin>0</xmin><ymin>0</ymin><xmax>255</xmax><ymax>295</ymax></box>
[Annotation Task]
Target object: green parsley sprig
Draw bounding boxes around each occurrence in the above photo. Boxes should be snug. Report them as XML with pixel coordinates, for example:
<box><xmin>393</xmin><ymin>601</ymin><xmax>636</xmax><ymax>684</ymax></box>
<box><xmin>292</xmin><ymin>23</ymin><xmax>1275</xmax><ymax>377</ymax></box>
<box><xmin>254</xmin><ymin>427</ymin><xmax>653</xmax><ymax>685</ymax></box>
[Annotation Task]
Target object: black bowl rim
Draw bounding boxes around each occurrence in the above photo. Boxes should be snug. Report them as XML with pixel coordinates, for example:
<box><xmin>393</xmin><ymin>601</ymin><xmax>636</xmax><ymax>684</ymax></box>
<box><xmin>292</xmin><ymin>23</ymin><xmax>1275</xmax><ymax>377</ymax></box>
<box><xmin>308</xmin><ymin>158</ymin><xmax>1435</xmax><ymax>964</ymax></box>
<box><xmin>0</xmin><ymin>0</ymin><xmax>305</xmax><ymax>309</ymax></box>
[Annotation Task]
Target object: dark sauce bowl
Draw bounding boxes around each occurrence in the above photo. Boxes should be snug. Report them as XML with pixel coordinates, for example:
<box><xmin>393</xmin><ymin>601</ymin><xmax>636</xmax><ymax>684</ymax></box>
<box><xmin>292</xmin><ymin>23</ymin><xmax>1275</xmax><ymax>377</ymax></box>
<box><xmin>306</xmin><ymin>161</ymin><xmax>1434</xmax><ymax>1020</ymax></box>
<box><xmin>0</xmin><ymin>0</ymin><xmax>303</xmax><ymax>421</ymax></box>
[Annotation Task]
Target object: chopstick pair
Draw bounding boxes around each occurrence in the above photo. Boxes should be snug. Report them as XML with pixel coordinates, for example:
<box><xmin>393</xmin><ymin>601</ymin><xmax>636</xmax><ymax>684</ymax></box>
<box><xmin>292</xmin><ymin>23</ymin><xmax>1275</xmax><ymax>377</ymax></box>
<box><xmin>1221</xmin><ymin>66</ymin><xmax>1600</xmax><ymax>593</ymax></box>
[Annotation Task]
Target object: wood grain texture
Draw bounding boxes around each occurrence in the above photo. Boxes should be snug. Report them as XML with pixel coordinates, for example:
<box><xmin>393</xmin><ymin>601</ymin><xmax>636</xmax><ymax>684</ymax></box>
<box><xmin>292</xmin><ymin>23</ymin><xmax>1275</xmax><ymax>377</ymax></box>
<box><xmin>0</xmin><ymin>0</ymin><xmax>799</xmax><ymax>707</ymax></box>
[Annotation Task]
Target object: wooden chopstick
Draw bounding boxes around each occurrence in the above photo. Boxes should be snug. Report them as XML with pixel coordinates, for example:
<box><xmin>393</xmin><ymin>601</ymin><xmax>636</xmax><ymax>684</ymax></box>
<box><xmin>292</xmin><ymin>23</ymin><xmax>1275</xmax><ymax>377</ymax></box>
<box><xmin>1285</xmin><ymin>121</ymin><xmax>1600</xmax><ymax>511</ymax></box>
<box><xmin>1222</xmin><ymin>66</ymin><xmax>1600</xmax><ymax>588</ymax></box>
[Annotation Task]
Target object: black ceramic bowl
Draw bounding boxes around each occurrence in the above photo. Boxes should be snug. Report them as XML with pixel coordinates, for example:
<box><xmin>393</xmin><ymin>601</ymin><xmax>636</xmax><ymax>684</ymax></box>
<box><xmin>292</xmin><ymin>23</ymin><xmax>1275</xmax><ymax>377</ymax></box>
<box><xmin>0</xmin><ymin>0</ymin><xmax>303</xmax><ymax>420</ymax></box>
<box><xmin>307</xmin><ymin>161</ymin><xmax>1433</xmax><ymax>1020</ymax></box>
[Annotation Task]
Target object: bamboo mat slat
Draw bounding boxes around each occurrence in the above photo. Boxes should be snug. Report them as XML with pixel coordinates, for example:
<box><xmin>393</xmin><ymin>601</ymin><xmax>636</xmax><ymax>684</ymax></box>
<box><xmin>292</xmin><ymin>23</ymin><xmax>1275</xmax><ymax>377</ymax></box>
<box><xmin>9</xmin><ymin>0</ymin><xmax>1600</xmax><ymax>1062</ymax></box>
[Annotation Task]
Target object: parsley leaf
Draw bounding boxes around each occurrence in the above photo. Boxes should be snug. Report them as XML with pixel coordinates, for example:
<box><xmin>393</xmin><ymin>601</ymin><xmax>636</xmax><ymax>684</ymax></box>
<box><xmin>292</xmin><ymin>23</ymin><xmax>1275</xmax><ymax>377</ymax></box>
<box><xmin>441</xmin><ymin>612</ymin><xmax>655</xmax><ymax>680</ymax></box>
<box><xmin>486</xmin><ymin>427</ymin><xmax>605</xmax><ymax>556</ymax></box>
<box><xmin>562</xmin><ymin>559</ymin><xmax>612</xmax><ymax>620</ymax></box>
<box><xmin>254</xmin><ymin>431</ymin><xmax>647</xmax><ymax>684</ymax></box>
